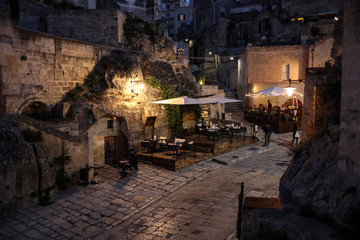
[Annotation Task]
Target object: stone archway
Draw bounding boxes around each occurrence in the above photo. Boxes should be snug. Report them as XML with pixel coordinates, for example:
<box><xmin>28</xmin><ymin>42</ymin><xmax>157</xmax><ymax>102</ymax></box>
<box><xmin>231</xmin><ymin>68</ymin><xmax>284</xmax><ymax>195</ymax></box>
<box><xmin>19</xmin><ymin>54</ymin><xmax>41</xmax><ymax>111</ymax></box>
<box><xmin>21</xmin><ymin>101</ymin><xmax>49</xmax><ymax>119</ymax></box>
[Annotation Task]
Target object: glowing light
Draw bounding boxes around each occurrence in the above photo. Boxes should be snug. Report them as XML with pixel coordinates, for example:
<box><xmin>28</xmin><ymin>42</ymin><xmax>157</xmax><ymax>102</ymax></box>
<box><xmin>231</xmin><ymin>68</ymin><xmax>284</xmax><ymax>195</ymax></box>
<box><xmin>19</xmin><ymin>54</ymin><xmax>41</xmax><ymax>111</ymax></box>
<box><xmin>139</xmin><ymin>83</ymin><xmax>145</xmax><ymax>90</ymax></box>
<box><xmin>284</xmin><ymin>86</ymin><xmax>296</xmax><ymax>96</ymax></box>
<box><xmin>209</xmin><ymin>52</ymin><xmax>212</xmax><ymax>55</ymax></box>
<box><xmin>334</xmin><ymin>16</ymin><xmax>339</xmax><ymax>21</ymax></box>
<box><xmin>230</xmin><ymin>57</ymin><xmax>234</xmax><ymax>60</ymax></box>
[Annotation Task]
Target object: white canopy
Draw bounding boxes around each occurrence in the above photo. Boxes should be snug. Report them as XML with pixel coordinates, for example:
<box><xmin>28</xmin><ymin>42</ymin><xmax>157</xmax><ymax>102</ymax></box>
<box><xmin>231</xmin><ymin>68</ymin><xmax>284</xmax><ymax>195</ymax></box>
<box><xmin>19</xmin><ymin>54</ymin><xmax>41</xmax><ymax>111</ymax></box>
<box><xmin>251</xmin><ymin>86</ymin><xmax>300</xmax><ymax>96</ymax></box>
<box><xmin>152</xmin><ymin>96</ymin><xmax>217</xmax><ymax>105</ymax></box>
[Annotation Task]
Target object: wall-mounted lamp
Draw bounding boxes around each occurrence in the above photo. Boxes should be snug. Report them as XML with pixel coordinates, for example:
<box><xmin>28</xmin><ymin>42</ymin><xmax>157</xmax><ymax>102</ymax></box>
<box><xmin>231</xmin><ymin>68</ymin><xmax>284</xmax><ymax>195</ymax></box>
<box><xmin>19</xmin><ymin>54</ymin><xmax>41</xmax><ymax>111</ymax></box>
<box><xmin>130</xmin><ymin>75</ymin><xmax>145</xmax><ymax>98</ymax></box>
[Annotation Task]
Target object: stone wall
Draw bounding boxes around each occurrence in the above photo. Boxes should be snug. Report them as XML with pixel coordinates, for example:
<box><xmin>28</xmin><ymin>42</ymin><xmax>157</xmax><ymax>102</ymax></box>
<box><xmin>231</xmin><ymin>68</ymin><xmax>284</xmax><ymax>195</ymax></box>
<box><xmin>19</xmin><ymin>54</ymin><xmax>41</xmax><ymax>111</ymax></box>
<box><xmin>246</xmin><ymin>45</ymin><xmax>310</xmax><ymax>85</ymax></box>
<box><xmin>310</xmin><ymin>37</ymin><xmax>334</xmax><ymax>68</ymax></box>
<box><xmin>340</xmin><ymin>0</ymin><xmax>360</xmax><ymax>171</ymax></box>
<box><xmin>283</xmin><ymin>0</ymin><xmax>343</xmax><ymax>16</ymax></box>
<box><xmin>47</xmin><ymin>9</ymin><xmax>125</xmax><ymax>47</ymax></box>
<box><xmin>0</xmin><ymin>16</ymin><xmax>113</xmax><ymax>113</ymax></box>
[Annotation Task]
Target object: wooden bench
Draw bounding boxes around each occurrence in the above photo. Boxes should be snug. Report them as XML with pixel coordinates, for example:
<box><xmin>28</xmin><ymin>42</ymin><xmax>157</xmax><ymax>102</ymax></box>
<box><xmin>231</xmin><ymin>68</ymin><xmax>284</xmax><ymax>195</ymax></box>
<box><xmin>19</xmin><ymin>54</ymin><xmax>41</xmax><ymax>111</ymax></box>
<box><xmin>243</xmin><ymin>197</ymin><xmax>282</xmax><ymax>209</ymax></box>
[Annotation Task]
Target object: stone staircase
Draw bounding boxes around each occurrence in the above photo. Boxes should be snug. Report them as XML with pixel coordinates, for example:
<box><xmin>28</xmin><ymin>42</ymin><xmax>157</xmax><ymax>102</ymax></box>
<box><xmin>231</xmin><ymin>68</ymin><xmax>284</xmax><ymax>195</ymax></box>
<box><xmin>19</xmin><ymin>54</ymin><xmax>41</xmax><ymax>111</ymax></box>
<box><xmin>218</xmin><ymin>84</ymin><xmax>243</xmax><ymax>113</ymax></box>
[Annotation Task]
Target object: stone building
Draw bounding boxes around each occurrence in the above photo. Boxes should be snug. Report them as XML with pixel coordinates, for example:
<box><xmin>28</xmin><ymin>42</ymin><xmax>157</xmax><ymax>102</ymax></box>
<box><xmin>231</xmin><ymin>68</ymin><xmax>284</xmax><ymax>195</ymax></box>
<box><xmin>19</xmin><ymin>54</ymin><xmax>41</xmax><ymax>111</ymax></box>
<box><xmin>0</xmin><ymin>5</ymin><xmax>200</xmax><ymax>211</ymax></box>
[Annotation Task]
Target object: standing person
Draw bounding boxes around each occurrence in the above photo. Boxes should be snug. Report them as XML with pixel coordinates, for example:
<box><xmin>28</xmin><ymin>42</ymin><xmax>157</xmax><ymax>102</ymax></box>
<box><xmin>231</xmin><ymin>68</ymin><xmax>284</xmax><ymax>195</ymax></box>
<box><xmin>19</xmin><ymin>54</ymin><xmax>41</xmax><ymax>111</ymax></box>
<box><xmin>267</xmin><ymin>99</ymin><xmax>272</xmax><ymax>110</ymax></box>
<box><xmin>201</xmin><ymin>118</ymin><xmax>208</xmax><ymax>127</ymax></box>
<box><xmin>291</xmin><ymin>123</ymin><xmax>298</xmax><ymax>146</ymax></box>
<box><xmin>294</xmin><ymin>130</ymin><xmax>300</xmax><ymax>146</ymax></box>
<box><xmin>262</xmin><ymin>124</ymin><xmax>273</xmax><ymax>147</ymax></box>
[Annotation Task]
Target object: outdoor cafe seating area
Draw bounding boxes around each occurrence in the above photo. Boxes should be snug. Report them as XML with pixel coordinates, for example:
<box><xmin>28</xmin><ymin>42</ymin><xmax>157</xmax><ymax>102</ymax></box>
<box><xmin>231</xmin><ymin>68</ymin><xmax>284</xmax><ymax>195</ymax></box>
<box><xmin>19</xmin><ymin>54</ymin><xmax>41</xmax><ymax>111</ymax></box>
<box><xmin>137</xmin><ymin>119</ymin><xmax>256</xmax><ymax>171</ymax></box>
<box><xmin>244</xmin><ymin>106</ymin><xmax>301</xmax><ymax>133</ymax></box>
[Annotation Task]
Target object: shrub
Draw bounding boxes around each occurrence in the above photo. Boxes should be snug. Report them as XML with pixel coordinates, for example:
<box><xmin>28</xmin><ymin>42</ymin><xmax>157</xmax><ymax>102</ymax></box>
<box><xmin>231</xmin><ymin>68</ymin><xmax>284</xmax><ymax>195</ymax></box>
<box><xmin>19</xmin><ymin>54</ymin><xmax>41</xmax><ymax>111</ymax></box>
<box><xmin>63</xmin><ymin>84</ymin><xmax>85</xmax><ymax>101</ymax></box>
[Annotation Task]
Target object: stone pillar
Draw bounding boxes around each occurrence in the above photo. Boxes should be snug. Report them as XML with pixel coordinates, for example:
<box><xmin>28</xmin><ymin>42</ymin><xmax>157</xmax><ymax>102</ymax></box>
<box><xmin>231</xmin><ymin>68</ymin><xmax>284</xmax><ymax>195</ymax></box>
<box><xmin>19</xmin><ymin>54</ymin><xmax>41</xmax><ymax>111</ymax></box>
<box><xmin>340</xmin><ymin>0</ymin><xmax>360</xmax><ymax>171</ymax></box>
<box><xmin>86</xmin><ymin>131</ymin><xmax>94</xmax><ymax>182</ymax></box>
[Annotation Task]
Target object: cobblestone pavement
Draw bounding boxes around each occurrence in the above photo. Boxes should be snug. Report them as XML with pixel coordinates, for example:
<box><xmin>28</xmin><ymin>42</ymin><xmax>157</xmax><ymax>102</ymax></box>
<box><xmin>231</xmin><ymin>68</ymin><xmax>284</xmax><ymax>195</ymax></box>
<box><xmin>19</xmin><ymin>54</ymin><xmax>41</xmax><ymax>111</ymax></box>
<box><xmin>0</xmin><ymin>133</ymin><xmax>294</xmax><ymax>240</ymax></box>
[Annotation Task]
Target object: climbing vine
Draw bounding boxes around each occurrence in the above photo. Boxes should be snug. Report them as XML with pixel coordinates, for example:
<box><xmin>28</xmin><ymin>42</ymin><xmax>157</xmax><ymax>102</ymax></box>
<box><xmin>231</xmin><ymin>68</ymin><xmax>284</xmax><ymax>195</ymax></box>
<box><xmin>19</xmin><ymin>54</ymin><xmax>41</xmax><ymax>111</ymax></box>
<box><xmin>147</xmin><ymin>77</ymin><xmax>183</xmax><ymax>138</ymax></box>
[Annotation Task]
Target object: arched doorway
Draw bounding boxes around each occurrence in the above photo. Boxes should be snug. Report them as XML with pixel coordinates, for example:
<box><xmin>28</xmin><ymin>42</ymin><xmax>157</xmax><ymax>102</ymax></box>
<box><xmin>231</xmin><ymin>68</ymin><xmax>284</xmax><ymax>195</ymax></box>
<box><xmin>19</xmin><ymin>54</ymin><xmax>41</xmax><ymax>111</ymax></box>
<box><xmin>21</xmin><ymin>101</ymin><xmax>49</xmax><ymax>119</ymax></box>
<box><xmin>283</xmin><ymin>98</ymin><xmax>303</xmax><ymax>123</ymax></box>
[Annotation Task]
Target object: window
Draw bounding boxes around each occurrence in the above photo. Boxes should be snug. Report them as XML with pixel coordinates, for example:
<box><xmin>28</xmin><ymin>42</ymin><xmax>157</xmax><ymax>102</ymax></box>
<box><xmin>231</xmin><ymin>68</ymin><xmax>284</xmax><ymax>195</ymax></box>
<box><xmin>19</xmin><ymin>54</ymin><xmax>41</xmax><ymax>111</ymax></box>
<box><xmin>258</xmin><ymin>19</ymin><xmax>269</xmax><ymax>33</ymax></box>
<box><xmin>178</xmin><ymin>14</ymin><xmax>185</xmax><ymax>21</ymax></box>
<box><xmin>108</xmin><ymin>120</ymin><xmax>114</xmax><ymax>129</ymax></box>
<box><xmin>283</xmin><ymin>64</ymin><xmax>290</xmax><ymax>81</ymax></box>
<box><xmin>177</xmin><ymin>48</ymin><xmax>185</xmax><ymax>55</ymax></box>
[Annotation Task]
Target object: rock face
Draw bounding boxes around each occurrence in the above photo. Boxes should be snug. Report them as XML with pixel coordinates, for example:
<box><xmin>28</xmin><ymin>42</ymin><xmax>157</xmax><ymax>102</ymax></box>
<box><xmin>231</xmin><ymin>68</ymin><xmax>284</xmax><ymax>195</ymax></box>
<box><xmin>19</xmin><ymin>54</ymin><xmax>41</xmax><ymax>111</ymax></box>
<box><xmin>280</xmin><ymin>124</ymin><xmax>360</xmax><ymax>224</ymax></box>
<box><xmin>0</xmin><ymin>120</ymin><xmax>56</xmax><ymax>213</ymax></box>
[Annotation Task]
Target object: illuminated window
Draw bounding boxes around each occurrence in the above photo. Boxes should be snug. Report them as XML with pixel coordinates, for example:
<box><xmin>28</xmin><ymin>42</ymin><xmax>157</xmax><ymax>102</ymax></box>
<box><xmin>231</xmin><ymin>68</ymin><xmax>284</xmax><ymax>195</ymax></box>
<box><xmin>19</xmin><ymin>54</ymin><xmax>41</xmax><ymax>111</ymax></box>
<box><xmin>179</xmin><ymin>14</ymin><xmax>185</xmax><ymax>21</ymax></box>
<box><xmin>283</xmin><ymin>64</ymin><xmax>290</xmax><ymax>81</ymax></box>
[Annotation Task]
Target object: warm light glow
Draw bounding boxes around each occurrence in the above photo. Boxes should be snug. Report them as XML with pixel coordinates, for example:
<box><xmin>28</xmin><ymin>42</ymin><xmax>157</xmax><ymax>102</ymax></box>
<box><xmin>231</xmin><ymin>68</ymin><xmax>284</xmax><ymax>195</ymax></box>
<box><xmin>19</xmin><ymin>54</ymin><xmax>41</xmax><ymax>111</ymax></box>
<box><xmin>189</xmin><ymin>40</ymin><xmax>194</xmax><ymax>48</ymax></box>
<box><xmin>230</xmin><ymin>57</ymin><xmax>234</xmax><ymax>60</ymax></box>
<box><xmin>334</xmin><ymin>16</ymin><xmax>339</xmax><ymax>21</ymax></box>
<box><xmin>209</xmin><ymin>51</ymin><xmax>212</xmax><ymax>55</ymax></box>
<box><xmin>139</xmin><ymin>83</ymin><xmax>145</xmax><ymax>90</ymax></box>
<box><xmin>284</xmin><ymin>86</ymin><xmax>296</xmax><ymax>96</ymax></box>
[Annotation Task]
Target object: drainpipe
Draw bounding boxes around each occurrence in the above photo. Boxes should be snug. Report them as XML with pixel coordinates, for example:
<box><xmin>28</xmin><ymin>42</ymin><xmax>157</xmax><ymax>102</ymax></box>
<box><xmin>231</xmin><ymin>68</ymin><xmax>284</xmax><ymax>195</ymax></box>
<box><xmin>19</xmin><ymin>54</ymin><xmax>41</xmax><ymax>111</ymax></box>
<box><xmin>311</xmin><ymin>48</ymin><xmax>314</xmax><ymax>67</ymax></box>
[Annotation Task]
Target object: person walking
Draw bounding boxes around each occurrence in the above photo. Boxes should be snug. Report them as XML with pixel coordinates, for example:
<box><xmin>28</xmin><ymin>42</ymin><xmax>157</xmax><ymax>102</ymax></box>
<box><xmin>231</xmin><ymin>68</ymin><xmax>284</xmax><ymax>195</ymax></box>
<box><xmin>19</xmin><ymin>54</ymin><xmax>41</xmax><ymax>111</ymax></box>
<box><xmin>262</xmin><ymin>124</ymin><xmax>273</xmax><ymax>147</ymax></box>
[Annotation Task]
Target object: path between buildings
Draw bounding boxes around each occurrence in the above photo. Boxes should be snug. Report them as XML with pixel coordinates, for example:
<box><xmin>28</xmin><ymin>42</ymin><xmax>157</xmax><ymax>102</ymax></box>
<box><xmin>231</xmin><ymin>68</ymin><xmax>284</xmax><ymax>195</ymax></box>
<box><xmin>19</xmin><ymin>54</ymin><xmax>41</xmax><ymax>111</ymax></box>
<box><xmin>0</xmin><ymin>133</ymin><xmax>294</xmax><ymax>240</ymax></box>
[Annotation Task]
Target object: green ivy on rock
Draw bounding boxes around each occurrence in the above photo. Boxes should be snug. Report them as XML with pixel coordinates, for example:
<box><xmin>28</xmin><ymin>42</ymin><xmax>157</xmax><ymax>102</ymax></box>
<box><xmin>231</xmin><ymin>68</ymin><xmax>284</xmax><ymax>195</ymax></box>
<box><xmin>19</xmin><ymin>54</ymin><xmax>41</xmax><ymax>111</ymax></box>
<box><xmin>147</xmin><ymin>77</ymin><xmax>183</xmax><ymax>138</ymax></box>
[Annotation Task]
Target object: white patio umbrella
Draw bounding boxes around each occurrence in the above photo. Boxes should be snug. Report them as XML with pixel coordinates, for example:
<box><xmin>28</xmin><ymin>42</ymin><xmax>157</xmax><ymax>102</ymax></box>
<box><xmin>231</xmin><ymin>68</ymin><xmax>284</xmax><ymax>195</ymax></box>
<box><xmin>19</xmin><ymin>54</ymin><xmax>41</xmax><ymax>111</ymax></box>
<box><xmin>152</xmin><ymin>96</ymin><xmax>217</xmax><ymax>105</ymax></box>
<box><xmin>200</xmin><ymin>96</ymin><xmax>243</xmax><ymax>103</ymax></box>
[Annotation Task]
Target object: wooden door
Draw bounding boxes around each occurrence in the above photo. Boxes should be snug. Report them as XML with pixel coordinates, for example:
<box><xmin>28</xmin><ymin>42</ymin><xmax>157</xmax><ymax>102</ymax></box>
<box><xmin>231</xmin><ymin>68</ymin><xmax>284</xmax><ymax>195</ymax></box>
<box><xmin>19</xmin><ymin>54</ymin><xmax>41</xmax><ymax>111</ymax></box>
<box><xmin>104</xmin><ymin>137</ymin><xmax>116</xmax><ymax>166</ymax></box>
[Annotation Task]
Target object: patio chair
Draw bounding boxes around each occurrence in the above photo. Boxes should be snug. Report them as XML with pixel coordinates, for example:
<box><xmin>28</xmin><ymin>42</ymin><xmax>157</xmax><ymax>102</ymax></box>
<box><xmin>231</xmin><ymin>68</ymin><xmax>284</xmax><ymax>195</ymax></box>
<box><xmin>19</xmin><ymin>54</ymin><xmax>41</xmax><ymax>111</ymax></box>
<box><xmin>219</xmin><ymin>127</ymin><xmax>230</xmax><ymax>142</ymax></box>
<box><xmin>207</xmin><ymin>128</ymin><xmax>219</xmax><ymax>141</ymax></box>
<box><xmin>181</xmin><ymin>141</ymin><xmax>196</xmax><ymax>159</ymax></box>
<box><xmin>198</xmin><ymin>127</ymin><xmax>207</xmax><ymax>140</ymax></box>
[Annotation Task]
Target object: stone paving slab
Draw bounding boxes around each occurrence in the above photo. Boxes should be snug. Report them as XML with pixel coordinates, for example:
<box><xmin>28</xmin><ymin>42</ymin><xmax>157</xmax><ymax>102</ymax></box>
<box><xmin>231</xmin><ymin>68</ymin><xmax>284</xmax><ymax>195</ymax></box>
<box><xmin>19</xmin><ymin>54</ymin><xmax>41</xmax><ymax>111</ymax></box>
<box><xmin>0</xmin><ymin>132</ymin><xmax>293</xmax><ymax>240</ymax></box>
<box><xmin>94</xmin><ymin>140</ymin><xmax>292</xmax><ymax>240</ymax></box>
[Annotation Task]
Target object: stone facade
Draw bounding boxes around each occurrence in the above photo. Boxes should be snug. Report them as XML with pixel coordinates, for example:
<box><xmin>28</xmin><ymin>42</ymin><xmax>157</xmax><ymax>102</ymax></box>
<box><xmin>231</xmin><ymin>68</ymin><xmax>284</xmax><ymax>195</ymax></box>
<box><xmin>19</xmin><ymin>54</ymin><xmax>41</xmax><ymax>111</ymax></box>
<box><xmin>234</xmin><ymin>45</ymin><xmax>308</xmax><ymax>108</ymax></box>
<box><xmin>278</xmin><ymin>1</ymin><xmax>360</xmax><ymax>228</ymax></box>
<box><xmin>0</xmin><ymin>16</ymin><xmax>113</xmax><ymax>113</ymax></box>
<box><xmin>47</xmin><ymin>9</ymin><xmax>125</xmax><ymax>47</ymax></box>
